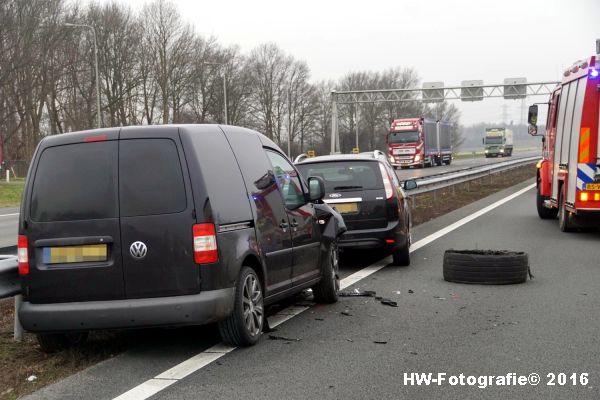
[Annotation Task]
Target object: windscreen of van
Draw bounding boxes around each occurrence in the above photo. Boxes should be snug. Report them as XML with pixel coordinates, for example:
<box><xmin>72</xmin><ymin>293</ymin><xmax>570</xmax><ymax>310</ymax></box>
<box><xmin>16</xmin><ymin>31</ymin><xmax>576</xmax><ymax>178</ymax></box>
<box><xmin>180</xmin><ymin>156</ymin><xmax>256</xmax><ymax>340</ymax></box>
<box><xmin>119</xmin><ymin>139</ymin><xmax>186</xmax><ymax>216</ymax></box>
<box><xmin>30</xmin><ymin>141</ymin><xmax>118</xmax><ymax>222</ymax></box>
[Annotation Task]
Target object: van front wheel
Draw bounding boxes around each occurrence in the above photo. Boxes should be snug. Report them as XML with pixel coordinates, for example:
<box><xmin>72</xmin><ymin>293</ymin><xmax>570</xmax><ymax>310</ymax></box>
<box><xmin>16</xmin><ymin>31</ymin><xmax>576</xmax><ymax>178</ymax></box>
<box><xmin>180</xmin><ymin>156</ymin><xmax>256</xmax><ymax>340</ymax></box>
<box><xmin>312</xmin><ymin>244</ymin><xmax>340</xmax><ymax>304</ymax></box>
<box><xmin>219</xmin><ymin>267</ymin><xmax>264</xmax><ymax>347</ymax></box>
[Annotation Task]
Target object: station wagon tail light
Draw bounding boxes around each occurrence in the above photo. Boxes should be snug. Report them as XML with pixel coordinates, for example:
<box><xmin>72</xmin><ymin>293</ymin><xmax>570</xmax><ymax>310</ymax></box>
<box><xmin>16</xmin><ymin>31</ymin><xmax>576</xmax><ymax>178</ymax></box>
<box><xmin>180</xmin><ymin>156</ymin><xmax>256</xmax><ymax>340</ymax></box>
<box><xmin>193</xmin><ymin>223</ymin><xmax>218</xmax><ymax>264</ymax></box>
<box><xmin>378</xmin><ymin>163</ymin><xmax>394</xmax><ymax>199</ymax></box>
<box><xmin>18</xmin><ymin>235</ymin><xmax>29</xmax><ymax>276</ymax></box>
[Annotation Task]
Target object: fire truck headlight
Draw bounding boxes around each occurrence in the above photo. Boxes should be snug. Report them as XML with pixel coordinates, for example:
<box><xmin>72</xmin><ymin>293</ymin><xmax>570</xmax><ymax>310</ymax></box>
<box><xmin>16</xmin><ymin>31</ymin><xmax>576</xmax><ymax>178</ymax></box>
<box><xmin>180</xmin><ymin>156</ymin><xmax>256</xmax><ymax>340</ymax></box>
<box><xmin>500</xmin><ymin>149</ymin><xmax>504</xmax><ymax>153</ymax></box>
<box><xmin>590</xmin><ymin>68</ymin><xmax>599</xmax><ymax>79</ymax></box>
<box><xmin>484</xmin><ymin>150</ymin><xmax>489</xmax><ymax>154</ymax></box>
<box><xmin>415</xmin><ymin>154</ymin><xmax>421</xmax><ymax>161</ymax></box>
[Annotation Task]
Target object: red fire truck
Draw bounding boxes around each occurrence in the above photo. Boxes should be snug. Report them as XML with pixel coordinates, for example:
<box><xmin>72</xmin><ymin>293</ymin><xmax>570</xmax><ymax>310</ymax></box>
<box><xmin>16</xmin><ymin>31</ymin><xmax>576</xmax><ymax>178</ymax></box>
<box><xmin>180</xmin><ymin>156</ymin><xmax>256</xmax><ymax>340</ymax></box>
<box><xmin>529</xmin><ymin>46</ymin><xmax>600</xmax><ymax>231</ymax></box>
<box><xmin>386</xmin><ymin>118</ymin><xmax>453</xmax><ymax>169</ymax></box>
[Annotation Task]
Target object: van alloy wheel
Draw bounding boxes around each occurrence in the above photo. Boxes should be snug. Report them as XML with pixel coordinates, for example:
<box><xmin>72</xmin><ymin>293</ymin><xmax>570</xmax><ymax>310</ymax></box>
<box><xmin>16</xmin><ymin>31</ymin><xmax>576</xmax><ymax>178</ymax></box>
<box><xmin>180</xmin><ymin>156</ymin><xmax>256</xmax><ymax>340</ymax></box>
<box><xmin>218</xmin><ymin>267</ymin><xmax>264</xmax><ymax>346</ymax></box>
<box><xmin>242</xmin><ymin>273</ymin><xmax>263</xmax><ymax>337</ymax></box>
<box><xmin>312</xmin><ymin>243</ymin><xmax>340</xmax><ymax>304</ymax></box>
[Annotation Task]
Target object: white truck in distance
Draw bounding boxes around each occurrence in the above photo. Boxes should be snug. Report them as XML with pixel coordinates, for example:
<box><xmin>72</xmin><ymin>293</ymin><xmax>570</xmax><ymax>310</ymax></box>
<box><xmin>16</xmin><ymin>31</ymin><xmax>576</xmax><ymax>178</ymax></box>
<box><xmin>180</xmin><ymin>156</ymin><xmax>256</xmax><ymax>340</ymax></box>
<box><xmin>483</xmin><ymin>128</ymin><xmax>513</xmax><ymax>157</ymax></box>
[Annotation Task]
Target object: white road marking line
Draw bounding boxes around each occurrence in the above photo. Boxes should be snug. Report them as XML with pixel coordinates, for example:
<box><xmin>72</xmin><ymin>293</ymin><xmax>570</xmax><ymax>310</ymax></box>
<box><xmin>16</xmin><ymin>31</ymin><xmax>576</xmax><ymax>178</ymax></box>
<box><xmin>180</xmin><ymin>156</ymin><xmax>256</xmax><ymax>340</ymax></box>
<box><xmin>113</xmin><ymin>378</ymin><xmax>177</xmax><ymax>400</ymax></box>
<box><xmin>0</xmin><ymin>213</ymin><xmax>19</xmax><ymax>218</ymax></box>
<box><xmin>111</xmin><ymin>183</ymin><xmax>535</xmax><ymax>400</ymax></box>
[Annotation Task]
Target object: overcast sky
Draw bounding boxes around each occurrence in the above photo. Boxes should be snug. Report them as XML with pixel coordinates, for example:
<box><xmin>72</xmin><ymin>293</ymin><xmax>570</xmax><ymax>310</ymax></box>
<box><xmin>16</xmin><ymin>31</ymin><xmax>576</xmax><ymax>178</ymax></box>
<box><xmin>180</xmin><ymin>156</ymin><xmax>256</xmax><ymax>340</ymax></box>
<box><xmin>99</xmin><ymin>0</ymin><xmax>599</xmax><ymax>126</ymax></box>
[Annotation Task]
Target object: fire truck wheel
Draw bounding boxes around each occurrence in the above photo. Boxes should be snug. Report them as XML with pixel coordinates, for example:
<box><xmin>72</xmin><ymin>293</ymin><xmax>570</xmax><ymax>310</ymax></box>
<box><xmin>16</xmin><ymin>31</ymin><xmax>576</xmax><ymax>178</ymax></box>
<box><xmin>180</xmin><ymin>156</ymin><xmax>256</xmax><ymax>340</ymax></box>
<box><xmin>443</xmin><ymin>250</ymin><xmax>529</xmax><ymax>285</ymax></box>
<box><xmin>558</xmin><ymin>188</ymin><xmax>573</xmax><ymax>232</ymax></box>
<box><xmin>536</xmin><ymin>185</ymin><xmax>558</xmax><ymax>219</ymax></box>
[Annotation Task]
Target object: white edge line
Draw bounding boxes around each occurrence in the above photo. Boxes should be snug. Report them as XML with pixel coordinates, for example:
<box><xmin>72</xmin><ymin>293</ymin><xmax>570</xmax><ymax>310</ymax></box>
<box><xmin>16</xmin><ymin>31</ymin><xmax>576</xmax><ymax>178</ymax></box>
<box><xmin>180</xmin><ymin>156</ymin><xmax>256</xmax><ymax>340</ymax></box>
<box><xmin>0</xmin><ymin>213</ymin><xmax>19</xmax><ymax>218</ymax></box>
<box><xmin>112</xmin><ymin>182</ymin><xmax>535</xmax><ymax>400</ymax></box>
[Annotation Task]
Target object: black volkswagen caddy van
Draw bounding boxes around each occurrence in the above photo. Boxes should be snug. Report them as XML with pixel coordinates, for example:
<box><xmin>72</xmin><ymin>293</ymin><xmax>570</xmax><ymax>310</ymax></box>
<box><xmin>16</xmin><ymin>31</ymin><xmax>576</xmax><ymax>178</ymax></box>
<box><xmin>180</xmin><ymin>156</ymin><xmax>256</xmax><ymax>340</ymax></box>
<box><xmin>17</xmin><ymin>125</ymin><xmax>339</xmax><ymax>351</ymax></box>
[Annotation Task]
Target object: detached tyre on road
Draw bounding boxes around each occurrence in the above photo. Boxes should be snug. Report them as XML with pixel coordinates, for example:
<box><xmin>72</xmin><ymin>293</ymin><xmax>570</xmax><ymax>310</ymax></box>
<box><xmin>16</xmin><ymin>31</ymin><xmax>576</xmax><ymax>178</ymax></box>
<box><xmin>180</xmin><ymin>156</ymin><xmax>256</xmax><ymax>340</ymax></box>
<box><xmin>443</xmin><ymin>250</ymin><xmax>529</xmax><ymax>285</ymax></box>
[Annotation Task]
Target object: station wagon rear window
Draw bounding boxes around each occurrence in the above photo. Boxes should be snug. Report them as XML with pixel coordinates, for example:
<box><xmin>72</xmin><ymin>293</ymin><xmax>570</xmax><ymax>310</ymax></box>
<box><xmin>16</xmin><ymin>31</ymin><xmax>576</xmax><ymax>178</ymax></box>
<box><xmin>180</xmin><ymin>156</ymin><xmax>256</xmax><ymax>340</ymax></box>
<box><xmin>30</xmin><ymin>141</ymin><xmax>118</xmax><ymax>222</ymax></box>
<box><xmin>297</xmin><ymin>161</ymin><xmax>383</xmax><ymax>192</ymax></box>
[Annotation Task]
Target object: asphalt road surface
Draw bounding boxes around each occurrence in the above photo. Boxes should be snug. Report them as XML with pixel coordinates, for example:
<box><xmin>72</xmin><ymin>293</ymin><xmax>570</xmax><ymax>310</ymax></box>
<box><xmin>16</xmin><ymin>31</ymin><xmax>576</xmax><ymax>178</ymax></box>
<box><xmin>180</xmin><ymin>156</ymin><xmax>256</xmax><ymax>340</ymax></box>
<box><xmin>0</xmin><ymin>207</ymin><xmax>19</xmax><ymax>249</ymax></box>
<box><xmin>24</xmin><ymin>178</ymin><xmax>600</xmax><ymax>400</ymax></box>
<box><xmin>395</xmin><ymin>149</ymin><xmax>540</xmax><ymax>181</ymax></box>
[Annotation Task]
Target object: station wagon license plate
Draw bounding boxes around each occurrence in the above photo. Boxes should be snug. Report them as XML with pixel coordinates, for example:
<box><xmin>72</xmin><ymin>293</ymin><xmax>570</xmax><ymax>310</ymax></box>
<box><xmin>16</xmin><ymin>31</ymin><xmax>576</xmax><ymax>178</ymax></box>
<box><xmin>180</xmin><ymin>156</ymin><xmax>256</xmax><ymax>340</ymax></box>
<box><xmin>585</xmin><ymin>183</ymin><xmax>600</xmax><ymax>191</ymax></box>
<box><xmin>42</xmin><ymin>244</ymin><xmax>108</xmax><ymax>264</ymax></box>
<box><xmin>334</xmin><ymin>203</ymin><xmax>358</xmax><ymax>214</ymax></box>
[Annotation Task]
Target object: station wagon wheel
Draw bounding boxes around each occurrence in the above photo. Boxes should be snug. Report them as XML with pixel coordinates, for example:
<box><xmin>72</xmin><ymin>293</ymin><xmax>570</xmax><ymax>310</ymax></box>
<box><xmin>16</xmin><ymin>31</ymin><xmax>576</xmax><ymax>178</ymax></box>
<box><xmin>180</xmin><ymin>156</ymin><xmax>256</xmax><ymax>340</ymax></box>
<box><xmin>312</xmin><ymin>243</ymin><xmax>339</xmax><ymax>304</ymax></box>
<box><xmin>218</xmin><ymin>266</ymin><xmax>264</xmax><ymax>346</ymax></box>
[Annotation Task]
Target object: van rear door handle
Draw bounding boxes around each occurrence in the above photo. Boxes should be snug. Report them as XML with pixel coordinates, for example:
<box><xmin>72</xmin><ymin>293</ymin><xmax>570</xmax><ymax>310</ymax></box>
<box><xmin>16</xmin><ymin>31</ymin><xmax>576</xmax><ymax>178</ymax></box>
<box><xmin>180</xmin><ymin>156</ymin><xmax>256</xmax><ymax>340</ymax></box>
<box><xmin>279</xmin><ymin>221</ymin><xmax>289</xmax><ymax>229</ymax></box>
<box><xmin>290</xmin><ymin>220</ymin><xmax>299</xmax><ymax>228</ymax></box>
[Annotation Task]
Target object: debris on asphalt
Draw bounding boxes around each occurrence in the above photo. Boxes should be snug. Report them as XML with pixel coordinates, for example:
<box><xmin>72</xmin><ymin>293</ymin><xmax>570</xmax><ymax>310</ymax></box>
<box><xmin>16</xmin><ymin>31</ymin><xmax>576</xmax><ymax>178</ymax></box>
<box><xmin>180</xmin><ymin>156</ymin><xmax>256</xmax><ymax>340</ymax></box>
<box><xmin>408</xmin><ymin>289</ymin><xmax>414</xmax><ymax>294</ymax></box>
<box><xmin>346</xmin><ymin>338</ymin><xmax>353</xmax><ymax>342</ymax></box>
<box><xmin>263</xmin><ymin>319</ymin><xmax>276</xmax><ymax>333</ymax></box>
<box><xmin>315</xmin><ymin>317</ymin><xmax>324</xmax><ymax>321</ymax></box>
<box><xmin>268</xmin><ymin>335</ymin><xmax>301</xmax><ymax>342</ymax></box>
<box><xmin>433</xmin><ymin>296</ymin><xmax>446</xmax><ymax>300</ymax></box>
<box><xmin>338</xmin><ymin>289</ymin><xmax>376</xmax><ymax>297</ymax></box>
<box><xmin>26</xmin><ymin>375</ymin><xmax>37</xmax><ymax>382</ymax></box>
<box><xmin>409</xmin><ymin>351</ymin><xmax>418</xmax><ymax>355</ymax></box>
<box><xmin>373</xmin><ymin>340</ymin><xmax>388</xmax><ymax>344</ymax></box>
<box><xmin>375</xmin><ymin>296</ymin><xmax>383</xmax><ymax>300</ymax></box>
<box><xmin>341</xmin><ymin>310</ymin><xmax>352</xmax><ymax>316</ymax></box>
<box><xmin>394</xmin><ymin>290</ymin><xmax>401</xmax><ymax>295</ymax></box>
<box><xmin>380</xmin><ymin>299</ymin><xmax>398</xmax><ymax>307</ymax></box>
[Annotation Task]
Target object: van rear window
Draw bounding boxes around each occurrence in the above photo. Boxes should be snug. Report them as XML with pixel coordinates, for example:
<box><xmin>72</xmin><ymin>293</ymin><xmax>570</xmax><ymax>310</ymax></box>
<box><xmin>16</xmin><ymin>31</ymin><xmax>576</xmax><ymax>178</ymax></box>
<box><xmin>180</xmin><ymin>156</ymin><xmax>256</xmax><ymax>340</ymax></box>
<box><xmin>119</xmin><ymin>139</ymin><xmax>186</xmax><ymax>216</ymax></box>
<box><xmin>31</xmin><ymin>142</ymin><xmax>118</xmax><ymax>222</ymax></box>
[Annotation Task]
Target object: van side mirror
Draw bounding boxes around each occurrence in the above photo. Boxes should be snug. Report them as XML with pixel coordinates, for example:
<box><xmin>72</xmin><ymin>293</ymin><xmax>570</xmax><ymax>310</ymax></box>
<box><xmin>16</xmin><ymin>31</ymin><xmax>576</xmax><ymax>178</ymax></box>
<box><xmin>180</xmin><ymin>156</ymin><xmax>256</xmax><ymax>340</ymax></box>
<box><xmin>307</xmin><ymin>176</ymin><xmax>325</xmax><ymax>202</ymax></box>
<box><xmin>528</xmin><ymin>105</ymin><xmax>538</xmax><ymax>136</ymax></box>
<box><xmin>403</xmin><ymin>179</ymin><xmax>417</xmax><ymax>191</ymax></box>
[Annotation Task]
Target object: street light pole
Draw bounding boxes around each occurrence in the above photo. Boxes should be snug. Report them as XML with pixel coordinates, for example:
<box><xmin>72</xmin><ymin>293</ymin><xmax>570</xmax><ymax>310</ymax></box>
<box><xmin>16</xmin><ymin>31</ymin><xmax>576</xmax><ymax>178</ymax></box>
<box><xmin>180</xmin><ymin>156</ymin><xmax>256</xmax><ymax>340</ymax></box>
<box><xmin>204</xmin><ymin>62</ymin><xmax>228</xmax><ymax>125</ymax></box>
<box><xmin>65</xmin><ymin>23</ymin><xmax>101</xmax><ymax>128</ymax></box>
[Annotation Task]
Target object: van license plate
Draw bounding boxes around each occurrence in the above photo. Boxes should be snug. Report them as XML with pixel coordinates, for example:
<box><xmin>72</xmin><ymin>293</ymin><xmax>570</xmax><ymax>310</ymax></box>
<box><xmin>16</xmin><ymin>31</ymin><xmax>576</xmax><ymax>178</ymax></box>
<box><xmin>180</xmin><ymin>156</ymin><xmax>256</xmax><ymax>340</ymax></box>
<box><xmin>585</xmin><ymin>183</ymin><xmax>600</xmax><ymax>190</ymax></box>
<box><xmin>334</xmin><ymin>203</ymin><xmax>358</xmax><ymax>214</ymax></box>
<box><xmin>43</xmin><ymin>244</ymin><xmax>108</xmax><ymax>264</ymax></box>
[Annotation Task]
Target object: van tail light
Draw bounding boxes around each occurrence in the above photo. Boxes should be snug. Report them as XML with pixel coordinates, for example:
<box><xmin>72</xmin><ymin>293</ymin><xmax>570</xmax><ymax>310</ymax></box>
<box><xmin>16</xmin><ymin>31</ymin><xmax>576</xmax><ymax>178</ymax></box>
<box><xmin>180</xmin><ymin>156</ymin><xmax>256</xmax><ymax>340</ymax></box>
<box><xmin>193</xmin><ymin>223</ymin><xmax>218</xmax><ymax>264</ymax></box>
<box><xmin>18</xmin><ymin>235</ymin><xmax>29</xmax><ymax>276</ymax></box>
<box><xmin>379</xmin><ymin>163</ymin><xmax>394</xmax><ymax>199</ymax></box>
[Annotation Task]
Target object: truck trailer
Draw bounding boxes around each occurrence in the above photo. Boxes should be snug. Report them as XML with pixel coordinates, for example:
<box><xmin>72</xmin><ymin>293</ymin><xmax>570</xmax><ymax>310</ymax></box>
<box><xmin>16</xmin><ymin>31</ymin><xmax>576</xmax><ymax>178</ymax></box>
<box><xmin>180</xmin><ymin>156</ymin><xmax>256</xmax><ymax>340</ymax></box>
<box><xmin>387</xmin><ymin>118</ymin><xmax>453</xmax><ymax>169</ymax></box>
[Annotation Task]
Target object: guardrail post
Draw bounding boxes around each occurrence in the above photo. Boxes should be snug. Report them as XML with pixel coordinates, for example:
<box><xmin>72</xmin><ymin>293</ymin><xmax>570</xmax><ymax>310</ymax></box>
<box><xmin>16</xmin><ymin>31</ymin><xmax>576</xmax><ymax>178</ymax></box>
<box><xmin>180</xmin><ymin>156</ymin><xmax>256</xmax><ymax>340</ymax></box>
<box><xmin>14</xmin><ymin>294</ymin><xmax>23</xmax><ymax>341</ymax></box>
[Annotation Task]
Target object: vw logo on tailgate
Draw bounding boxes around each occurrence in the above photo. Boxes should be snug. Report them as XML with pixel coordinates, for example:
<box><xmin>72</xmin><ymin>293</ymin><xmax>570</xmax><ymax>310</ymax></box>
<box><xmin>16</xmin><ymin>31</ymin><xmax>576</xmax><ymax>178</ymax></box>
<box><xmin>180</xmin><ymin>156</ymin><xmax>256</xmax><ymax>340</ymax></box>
<box><xmin>329</xmin><ymin>193</ymin><xmax>342</xmax><ymax>198</ymax></box>
<box><xmin>130</xmin><ymin>241</ymin><xmax>147</xmax><ymax>259</ymax></box>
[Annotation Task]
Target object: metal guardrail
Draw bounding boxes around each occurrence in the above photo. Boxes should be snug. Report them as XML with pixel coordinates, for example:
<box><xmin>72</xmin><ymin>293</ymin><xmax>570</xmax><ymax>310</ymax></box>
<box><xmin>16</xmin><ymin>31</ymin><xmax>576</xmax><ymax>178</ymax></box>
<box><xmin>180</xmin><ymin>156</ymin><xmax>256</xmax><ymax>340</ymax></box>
<box><xmin>408</xmin><ymin>156</ymin><xmax>539</xmax><ymax>196</ymax></box>
<box><xmin>0</xmin><ymin>255</ymin><xmax>19</xmax><ymax>299</ymax></box>
<box><xmin>0</xmin><ymin>255</ymin><xmax>22</xmax><ymax>341</ymax></box>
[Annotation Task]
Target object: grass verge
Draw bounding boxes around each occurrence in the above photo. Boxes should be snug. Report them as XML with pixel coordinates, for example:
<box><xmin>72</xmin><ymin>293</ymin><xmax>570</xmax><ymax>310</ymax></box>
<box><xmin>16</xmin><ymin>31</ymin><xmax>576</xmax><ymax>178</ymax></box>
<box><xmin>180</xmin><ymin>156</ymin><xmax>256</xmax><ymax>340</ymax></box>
<box><xmin>0</xmin><ymin>180</ymin><xmax>24</xmax><ymax>208</ymax></box>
